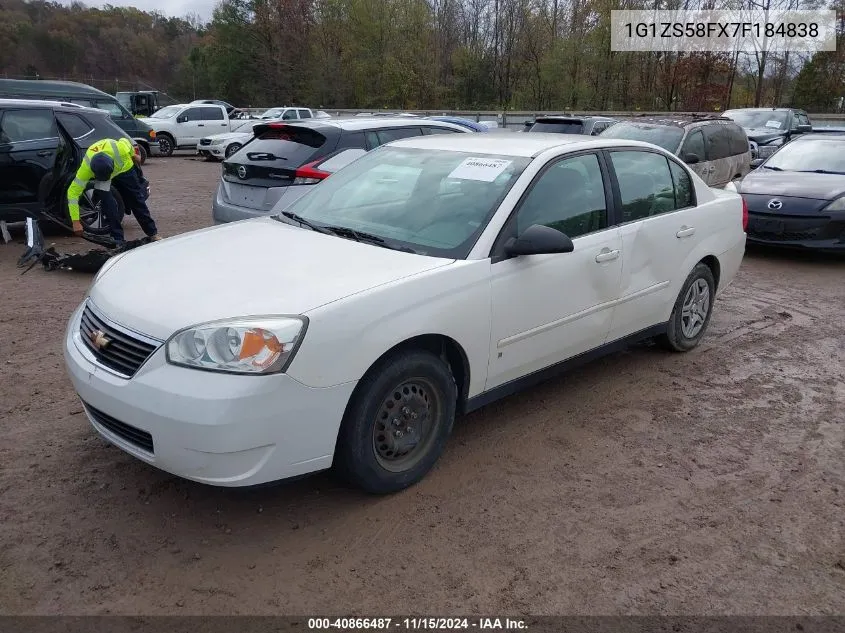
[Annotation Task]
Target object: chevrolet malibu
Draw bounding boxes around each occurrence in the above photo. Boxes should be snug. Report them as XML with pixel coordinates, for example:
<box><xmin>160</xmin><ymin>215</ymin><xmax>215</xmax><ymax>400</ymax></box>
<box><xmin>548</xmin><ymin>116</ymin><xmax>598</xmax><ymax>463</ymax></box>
<box><xmin>65</xmin><ymin>134</ymin><xmax>747</xmax><ymax>494</ymax></box>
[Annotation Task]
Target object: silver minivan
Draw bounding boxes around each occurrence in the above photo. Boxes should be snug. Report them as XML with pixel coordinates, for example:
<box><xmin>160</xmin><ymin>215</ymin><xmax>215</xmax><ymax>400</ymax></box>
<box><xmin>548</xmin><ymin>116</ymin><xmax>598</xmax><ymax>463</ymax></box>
<box><xmin>599</xmin><ymin>116</ymin><xmax>752</xmax><ymax>188</ymax></box>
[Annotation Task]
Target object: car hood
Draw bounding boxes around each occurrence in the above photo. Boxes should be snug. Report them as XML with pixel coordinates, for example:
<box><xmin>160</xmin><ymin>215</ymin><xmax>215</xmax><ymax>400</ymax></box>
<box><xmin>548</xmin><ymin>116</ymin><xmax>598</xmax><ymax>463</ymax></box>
<box><xmin>739</xmin><ymin>170</ymin><xmax>845</xmax><ymax>200</ymax></box>
<box><xmin>742</xmin><ymin>127</ymin><xmax>787</xmax><ymax>144</ymax></box>
<box><xmin>89</xmin><ymin>218</ymin><xmax>454</xmax><ymax>340</ymax></box>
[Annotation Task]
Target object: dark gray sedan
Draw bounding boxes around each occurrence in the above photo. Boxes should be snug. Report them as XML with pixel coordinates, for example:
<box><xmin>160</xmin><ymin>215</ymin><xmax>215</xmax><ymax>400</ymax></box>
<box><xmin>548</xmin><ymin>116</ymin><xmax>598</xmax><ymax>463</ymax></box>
<box><xmin>731</xmin><ymin>134</ymin><xmax>845</xmax><ymax>251</ymax></box>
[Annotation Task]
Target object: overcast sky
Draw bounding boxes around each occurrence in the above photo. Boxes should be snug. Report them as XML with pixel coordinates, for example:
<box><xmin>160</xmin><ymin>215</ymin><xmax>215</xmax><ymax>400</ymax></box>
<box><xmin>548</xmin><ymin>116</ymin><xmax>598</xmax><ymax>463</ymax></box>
<box><xmin>63</xmin><ymin>0</ymin><xmax>216</xmax><ymax>22</ymax></box>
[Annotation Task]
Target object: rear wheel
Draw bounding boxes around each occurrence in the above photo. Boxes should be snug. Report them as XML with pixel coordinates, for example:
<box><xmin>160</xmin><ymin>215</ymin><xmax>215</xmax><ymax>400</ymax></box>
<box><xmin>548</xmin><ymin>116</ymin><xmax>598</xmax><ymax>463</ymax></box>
<box><xmin>78</xmin><ymin>187</ymin><xmax>124</xmax><ymax>236</ymax></box>
<box><xmin>660</xmin><ymin>263</ymin><xmax>716</xmax><ymax>352</ymax></box>
<box><xmin>334</xmin><ymin>350</ymin><xmax>457</xmax><ymax>494</ymax></box>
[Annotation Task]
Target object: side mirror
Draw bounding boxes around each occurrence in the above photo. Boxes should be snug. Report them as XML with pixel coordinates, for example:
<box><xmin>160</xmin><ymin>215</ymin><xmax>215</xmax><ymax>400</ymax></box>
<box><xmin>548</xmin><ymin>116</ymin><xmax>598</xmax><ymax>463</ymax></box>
<box><xmin>504</xmin><ymin>224</ymin><xmax>574</xmax><ymax>257</ymax></box>
<box><xmin>177</xmin><ymin>115</ymin><xmax>188</xmax><ymax>123</ymax></box>
<box><xmin>683</xmin><ymin>153</ymin><xmax>701</xmax><ymax>165</ymax></box>
<box><xmin>796</xmin><ymin>124</ymin><xmax>812</xmax><ymax>134</ymax></box>
<box><xmin>750</xmin><ymin>158</ymin><xmax>765</xmax><ymax>169</ymax></box>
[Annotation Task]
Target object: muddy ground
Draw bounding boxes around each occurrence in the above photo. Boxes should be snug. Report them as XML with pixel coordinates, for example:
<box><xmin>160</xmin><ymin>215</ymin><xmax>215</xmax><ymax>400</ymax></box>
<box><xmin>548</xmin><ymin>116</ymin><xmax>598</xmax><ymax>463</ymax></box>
<box><xmin>0</xmin><ymin>156</ymin><xmax>843</xmax><ymax>616</ymax></box>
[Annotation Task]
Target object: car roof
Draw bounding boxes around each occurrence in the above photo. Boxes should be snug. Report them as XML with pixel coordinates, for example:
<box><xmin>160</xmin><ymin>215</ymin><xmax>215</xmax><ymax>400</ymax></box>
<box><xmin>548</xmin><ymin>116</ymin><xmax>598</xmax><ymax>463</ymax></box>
<box><xmin>789</xmin><ymin>132</ymin><xmax>845</xmax><ymax>140</ymax></box>
<box><xmin>265</xmin><ymin>117</ymin><xmax>469</xmax><ymax>132</ymax></box>
<box><xmin>388</xmin><ymin>132</ymin><xmax>663</xmax><ymax>157</ymax></box>
<box><xmin>0</xmin><ymin>98</ymin><xmax>112</xmax><ymax>117</ymax></box>
<box><xmin>0</xmin><ymin>78</ymin><xmax>114</xmax><ymax>99</ymax></box>
<box><xmin>534</xmin><ymin>115</ymin><xmax>615</xmax><ymax>122</ymax></box>
<box><xmin>618</xmin><ymin>116</ymin><xmax>734</xmax><ymax>128</ymax></box>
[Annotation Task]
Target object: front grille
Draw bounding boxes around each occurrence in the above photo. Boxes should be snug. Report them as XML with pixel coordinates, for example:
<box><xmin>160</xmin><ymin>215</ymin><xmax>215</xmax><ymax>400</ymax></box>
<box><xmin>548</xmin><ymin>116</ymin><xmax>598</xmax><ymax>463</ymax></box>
<box><xmin>748</xmin><ymin>215</ymin><xmax>831</xmax><ymax>242</ymax></box>
<box><xmin>199</xmin><ymin>138</ymin><xmax>212</xmax><ymax>146</ymax></box>
<box><xmin>79</xmin><ymin>304</ymin><xmax>159</xmax><ymax>377</ymax></box>
<box><xmin>84</xmin><ymin>402</ymin><xmax>154</xmax><ymax>454</ymax></box>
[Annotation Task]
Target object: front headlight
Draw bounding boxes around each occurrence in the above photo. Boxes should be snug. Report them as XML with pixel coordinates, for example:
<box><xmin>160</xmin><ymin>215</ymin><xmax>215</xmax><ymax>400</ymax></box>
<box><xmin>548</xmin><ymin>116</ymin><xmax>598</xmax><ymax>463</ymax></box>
<box><xmin>166</xmin><ymin>316</ymin><xmax>307</xmax><ymax>374</ymax></box>
<box><xmin>823</xmin><ymin>197</ymin><xmax>845</xmax><ymax>212</ymax></box>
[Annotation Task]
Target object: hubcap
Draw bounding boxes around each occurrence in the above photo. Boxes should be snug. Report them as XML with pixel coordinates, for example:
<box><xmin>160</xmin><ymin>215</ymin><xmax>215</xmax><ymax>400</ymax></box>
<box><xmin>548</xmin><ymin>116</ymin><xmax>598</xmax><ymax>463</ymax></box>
<box><xmin>681</xmin><ymin>278</ymin><xmax>710</xmax><ymax>339</ymax></box>
<box><xmin>372</xmin><ymin>378</ymin><xmax>440</xmax><ymax>472</ymax></box>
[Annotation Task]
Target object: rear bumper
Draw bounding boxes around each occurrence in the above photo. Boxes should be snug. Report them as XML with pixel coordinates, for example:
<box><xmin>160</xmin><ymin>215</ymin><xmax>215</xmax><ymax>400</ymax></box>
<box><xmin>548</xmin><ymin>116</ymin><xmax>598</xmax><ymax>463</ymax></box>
<box><xmin>211</xmin><ymin>180</ymin><xmax>313</xmax><ymax>224</ymax></box>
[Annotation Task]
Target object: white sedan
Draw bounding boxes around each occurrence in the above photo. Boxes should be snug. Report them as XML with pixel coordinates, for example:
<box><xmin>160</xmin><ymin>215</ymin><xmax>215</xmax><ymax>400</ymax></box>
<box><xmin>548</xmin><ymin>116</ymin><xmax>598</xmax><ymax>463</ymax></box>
<box><xmin>64</xmin><ymin>134</ymin><xmax>747</xmax><ymax>494</ymax></box>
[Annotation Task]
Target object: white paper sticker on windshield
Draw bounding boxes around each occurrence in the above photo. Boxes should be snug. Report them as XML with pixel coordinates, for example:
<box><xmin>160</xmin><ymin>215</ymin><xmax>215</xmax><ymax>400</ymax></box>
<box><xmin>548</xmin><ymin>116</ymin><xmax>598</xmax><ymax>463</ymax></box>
<box><xmin>765</xmin><ymin>120</ymin><xmax>782</xmax><ymax>129</ymax></box>
<box><xmin>448</xmin><ymin>157</ymin><xmax>512</xmax><ymax>182</ymax></box>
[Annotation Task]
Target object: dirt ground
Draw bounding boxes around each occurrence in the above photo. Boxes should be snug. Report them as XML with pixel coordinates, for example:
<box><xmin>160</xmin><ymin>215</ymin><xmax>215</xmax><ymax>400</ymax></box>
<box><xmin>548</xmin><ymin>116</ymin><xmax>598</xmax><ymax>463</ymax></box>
<box><xmin>0</xmin><ymin>155</ymin><xmax>843</xmax><ymax>616</ymax></box>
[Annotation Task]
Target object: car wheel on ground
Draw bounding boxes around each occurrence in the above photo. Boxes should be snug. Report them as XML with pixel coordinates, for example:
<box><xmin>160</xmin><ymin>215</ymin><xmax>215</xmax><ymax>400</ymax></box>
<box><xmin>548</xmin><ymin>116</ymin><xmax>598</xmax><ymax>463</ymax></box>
<box><xmin>660</xmin><ymin>263</ymin><xmax>716</xmax><ymax>352</ymax></box>
<box><xmin>136</xmin><ymin>144</ymin><xmax>147</xmax><ymax>165</ymax></box>
<box><xmin>78</xmin><ymin>187</ymin><xmax>124</xmax><ymax>236</ymax></box>
<box><xmin>157</xmin><ymin>134</ymin><xmax>174</xmax><ymax>157</ymax></box>
<box><xmin>225</xmin><ymin>143</ymin><xmax>242</xmax><ymax>159</ymax></box>
<box><xmin>334</xmin><ymin>350</ymin><xmax>457</xmax><ymax>494</ymax></box>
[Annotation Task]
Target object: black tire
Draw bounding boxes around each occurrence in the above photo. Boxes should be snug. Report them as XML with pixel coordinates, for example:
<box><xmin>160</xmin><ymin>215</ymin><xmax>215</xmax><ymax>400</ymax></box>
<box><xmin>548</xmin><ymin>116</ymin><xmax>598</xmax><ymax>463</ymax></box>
<box><xmin>157</xmin><ymin>134</ymin><xmax>174</xmax><ymax>157</ymax></box>
<box><xmin>78</xmin><ymin>187</ymin><xmax>124</xmax><ymax>236</ymax></box>
<box><xmin>137</xmin><ymin>143</ymin><xmax>148</xmax><ymax>165</ymax></box>
<box><xmin>659</xmin><ymin>263</ymin><xmax>716</xmax><ymax>352</ymax></box>
<box><xmin>225</xmin><ymin>143</ymin><xmax>242</xmax><ymax>159</ymax></box>
<box><xmin>334</xmin><ymin>350</ymin><xmax>457</xmax><ymax>494</ymax></box>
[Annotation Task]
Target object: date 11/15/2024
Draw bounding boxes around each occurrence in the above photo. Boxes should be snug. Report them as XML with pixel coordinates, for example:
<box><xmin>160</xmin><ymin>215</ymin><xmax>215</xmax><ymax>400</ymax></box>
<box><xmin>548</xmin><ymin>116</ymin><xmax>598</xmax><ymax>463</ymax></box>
<box><xmin>307</xmin><ymin>618</ymin><xmax>528</xmax><ymax>631</ymax></box>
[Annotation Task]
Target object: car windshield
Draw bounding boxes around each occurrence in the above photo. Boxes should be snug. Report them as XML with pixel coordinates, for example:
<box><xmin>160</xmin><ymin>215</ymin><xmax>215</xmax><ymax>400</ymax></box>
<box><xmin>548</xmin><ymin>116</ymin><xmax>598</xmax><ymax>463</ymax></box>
<box><xmin>762</xmin><ymin>138</ymin><xmax>845</xmax><ymax>173</ymax></box>
<box><xmin>275</xmin><ymin>146</ymin><xmax>531</xmax><ymax>258</ymax></box>
<box><xmin>149</xmin><ymin>105</ymin><xmax>181</xmax><ymax>119</ymax></box>
<box><xmin>598</xmin><ymin>122</ymin><xmax>684</xmax><ymax>152</ymax></box>
<box><xmin>530</xmin><ymin>120</ymin><xmax>584</xmax><ymax>134</ymax></box>
<box><xmin>261</xmin><ymin>108</ymin><xmax>284</xmax><ymax>118</ymax></box>
<box><xmin>724</xmin><ymin>110</ymin><xmax>789</xmax><ymax>130</ymax></box>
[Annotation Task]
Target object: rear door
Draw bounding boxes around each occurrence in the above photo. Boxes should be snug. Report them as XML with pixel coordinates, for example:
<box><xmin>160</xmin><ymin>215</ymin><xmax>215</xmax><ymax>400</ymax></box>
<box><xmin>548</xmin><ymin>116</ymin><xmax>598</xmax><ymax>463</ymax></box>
<box><xmin>0</xmin><ymin>107</ymin><xmax>60</xmax><ymax>208</ymax></box>
<box><xmin>702</xmin><ymin>124</ymin><xmax>732</xmax><ymax>187</ymax></box>
<box><xmin>679</xmin><ymin>129</ymin><xmax>708</xmax><ymax>182</ymax></box>
<box><xmin>221</xmin><ymin>124</ymin><xmax>337</xmax><ymax>212</ymax></box>
<box><xmin>196</xmin><ymin>106</ymin><xmax>228</xmax><ymax>140</ymax></box>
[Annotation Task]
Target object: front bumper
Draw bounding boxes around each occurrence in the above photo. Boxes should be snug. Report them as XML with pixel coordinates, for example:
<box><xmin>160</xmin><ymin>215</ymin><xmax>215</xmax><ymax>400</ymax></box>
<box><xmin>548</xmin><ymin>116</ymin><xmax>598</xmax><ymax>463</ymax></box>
<box><xmin>63</xmin><ymin>301</ymin><xmax>357</xmax><ymax>486</ymax></box>
<box><xmin>136</xmin><ymin>139</ymin><xmax>161</xmax><ymax>156</ymax></box>
<box><xmin>746</xmin><ymin>212</ymin><xmax>845</xmax><ymax>251</ymax></box>
<box><xmin>197</xmin><ymin>145</ymin><xmax>225</xmax><ymax>158</ymax></box>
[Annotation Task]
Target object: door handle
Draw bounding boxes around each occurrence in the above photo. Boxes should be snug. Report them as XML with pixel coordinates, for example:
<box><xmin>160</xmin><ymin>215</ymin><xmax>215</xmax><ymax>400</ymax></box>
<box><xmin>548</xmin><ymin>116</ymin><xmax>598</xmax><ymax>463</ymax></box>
<box><xmin>36</xmin><ymin>150</ymin><xmax>52</xmax><ymax>157</ymax></box>
<box><xmin>197</xmin><ymin>124</ymin><xmax>205</xmax><ymax>127</ymax></box>
<box><xmin>676</xmin><ymin>226</ymin><xmax>696</xmax><ymax>238</ymax></box>
<box><xmin>595</xmin><ymin>248</ymin><xmax>620</xmax><ymax>263</ymax></box>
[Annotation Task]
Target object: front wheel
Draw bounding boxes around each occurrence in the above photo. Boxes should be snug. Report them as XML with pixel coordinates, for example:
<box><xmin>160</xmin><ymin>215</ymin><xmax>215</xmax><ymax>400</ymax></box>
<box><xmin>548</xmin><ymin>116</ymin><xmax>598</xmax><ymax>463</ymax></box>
<box><xmin>334</xmin><ymin>350</ymin><xmax>457</xmax><ymax>494</ymax></box>
<box><xmin>136</xmin><ymin>143</ymin><xmax>148</xmax><ymax>165</ymax></box>
<box><xmin>157</xmin><ymin>134</ymin><xmax>174</xmax><ymax>157</ymax></box>
<box><xmin>225</xmin><ymin>143</ymin><xmax>242</xmax><ymax>159</ymax></box>
<box><xmin>660</xmin><ymin>263</ymin><xmax>716</xmax><ymax>352</ymax></box>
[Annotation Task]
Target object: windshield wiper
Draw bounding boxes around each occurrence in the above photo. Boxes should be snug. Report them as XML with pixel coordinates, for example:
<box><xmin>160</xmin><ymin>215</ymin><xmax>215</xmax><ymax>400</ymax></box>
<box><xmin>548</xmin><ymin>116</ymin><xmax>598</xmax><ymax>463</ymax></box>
<box><xmin>327</xmin><ymin>226</ymin><xmax>418</xmax><ymax>253</ymax></box>
<box><xmin>762</xmin><ymin>165</ymin><xmax>783</xmax><ymax>171</ymax></box>
<box><xmin>799</xmin><ymin>169</ymin><xmax>845</xmax><ymax>175</ymax></box>
<box><xmin>277</xmin><ymin>211</ymin><xmax>336</xmax><ymax>235</ymax></box>
<box><xmin>247</xmin><ymin>152</ymin><xmax>285</xmax><ymax>161</ymax></box>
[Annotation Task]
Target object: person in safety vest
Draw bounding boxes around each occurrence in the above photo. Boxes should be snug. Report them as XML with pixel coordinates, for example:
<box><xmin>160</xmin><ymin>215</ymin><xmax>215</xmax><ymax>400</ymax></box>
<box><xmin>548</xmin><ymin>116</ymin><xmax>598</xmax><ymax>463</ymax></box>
<box><xmin>67</xmin><ymin>138</ymin><xmax>160</xmax><ymax>246</ymax></box>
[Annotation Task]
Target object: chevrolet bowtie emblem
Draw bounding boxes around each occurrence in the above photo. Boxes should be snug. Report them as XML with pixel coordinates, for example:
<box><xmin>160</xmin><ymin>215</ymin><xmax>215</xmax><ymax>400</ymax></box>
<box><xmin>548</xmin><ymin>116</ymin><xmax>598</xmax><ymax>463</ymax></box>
<box><xmin>89</xmin><ymin>329</ymin><xmax>111</xmax><ymax>350</ymax></box>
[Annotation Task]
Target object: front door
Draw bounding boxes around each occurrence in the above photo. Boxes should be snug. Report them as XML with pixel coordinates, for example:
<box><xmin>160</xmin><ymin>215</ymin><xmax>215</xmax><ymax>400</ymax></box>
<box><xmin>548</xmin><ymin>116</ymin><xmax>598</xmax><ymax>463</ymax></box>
<box><xmin>0</xmin><ymin>107</ymin><xmax>60</xmax><ymax>209</ymax></box>
<box><xmin>486</xmin><ymin>152</ymin><xmax>623</xmax><ymax>390</ymax></box>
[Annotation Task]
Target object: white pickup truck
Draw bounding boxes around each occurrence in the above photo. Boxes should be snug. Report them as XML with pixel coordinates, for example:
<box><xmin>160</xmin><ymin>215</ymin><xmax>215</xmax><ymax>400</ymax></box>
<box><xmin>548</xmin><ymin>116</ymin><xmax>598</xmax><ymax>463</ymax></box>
<box><xmin>139</xmin><ymin>103</ymin><xmax>253</xmax><ymax>156</ymax></box>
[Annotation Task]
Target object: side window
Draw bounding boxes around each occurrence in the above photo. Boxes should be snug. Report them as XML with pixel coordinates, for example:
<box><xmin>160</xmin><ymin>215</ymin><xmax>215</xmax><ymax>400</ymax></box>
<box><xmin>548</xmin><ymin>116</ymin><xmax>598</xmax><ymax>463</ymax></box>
<box><xmin>182</xmin><ymin>108</ymin><xmax>203</xmax><ymax>122</ymax></box>
<box><xmin>377</xmin><ymin>127</ymin><xmax>423</xmax><ymax>144</ymax></box>
<box><xmin>423</xmin><ymin>126</ymin><xmax>459</xmax><ymax>135</ymax></box>
<box><xmin>56</xmin><ymin>112</ymin><xmax>95</xmax><ymax>140</ymax></box>
<box><xmin>336</xmin><ymin>131</ymin><xmax>367</xmax><ymax>150</ymax></box>
<box><xmin>591</xmin><ymin>122</ymin><xmax>607</xmax><ymax>135</ymax></box>
<box><xmin>681</xmin><ymin>130</ymin><xmax>705</xmax><ymax>160</ymax></box>
<box><xmin>93</xmin><ymin>100</ymin><xmax>124</xmax><ymax>118</ymax></box>
<box><xmin>609</xmin><ymin>151</ymin><xmax>676</xmax><ymax>221</ymax></box>
<box><xmin>297</xmin><ymin>109</ymin><xmax>312</xmax><ymax>119</ymax></box>
<box><xmin>515</xmin><ymin>153</ymin><xmax>608</xmax><ymax>238</ymax></box>
<box><xmin>282</xmin><ymin>109</ymin><xmax>298</xmax><ymax>120</ymax></box>
<box><xmin>668</xmin><ymin>160</ymin><xmax>695</xmax><ymax>209</ymax></box>
<box><xmin>70</xmin><ymin>99</ymin><xmax>94</xmax><ymax>108</ymax></box>
<box><xmin>365</xmin><ymin>131</ymin><xmax>381</xmax><ymax>149</ymax></box>
<box><xmin>0</xmin><ymin>109</ymin><xmax>58</xmax><ymax>143</ymax></box>
<box><xmin>703</xmin><ymin>125</ymin><xmax>730</xmax><ymax>161</ymax></box>
<box><xmin>199</xmin><ymin>107</ymin><xmax>225</xmax><ymax>120</ymax></box>
<box><xmin>727</xmin><ymin>124</ymin><xmax>749</xmax><ymax>155</ymax></box>
<box><xmin>797</xmin><ymin>113</ymin><xmax>810</xmax><ymax>127</ymax></box>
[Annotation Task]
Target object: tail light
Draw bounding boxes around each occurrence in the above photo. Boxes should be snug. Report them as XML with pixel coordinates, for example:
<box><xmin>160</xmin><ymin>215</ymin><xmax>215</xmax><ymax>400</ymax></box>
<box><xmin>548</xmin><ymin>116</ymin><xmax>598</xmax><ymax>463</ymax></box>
<box><xmin>293</xmin><ymin>160</ymin><xmax>330</xmax><ymax>185</ymax></box>
<box><xmin>741</xmin><ymin>197</ymin><xmax>748</xmax><ymax>231</ymax></box>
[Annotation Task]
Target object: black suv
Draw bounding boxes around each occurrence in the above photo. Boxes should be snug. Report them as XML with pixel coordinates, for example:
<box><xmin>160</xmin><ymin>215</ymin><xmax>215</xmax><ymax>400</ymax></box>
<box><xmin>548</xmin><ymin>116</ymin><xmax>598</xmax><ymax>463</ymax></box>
<box><xmin>722</xmin><ymin>108</ymin><xmax>812</xmax><ymax>159</ymax></box>
<box><xmin>0</xmin><ymin>99</ymin><xmax>135</xmax><ymax>231</ymax></box>
<box><xmin>523</xmin><ymin>115</ymin><xmax>617</xmax><ymax>135</ymax></box>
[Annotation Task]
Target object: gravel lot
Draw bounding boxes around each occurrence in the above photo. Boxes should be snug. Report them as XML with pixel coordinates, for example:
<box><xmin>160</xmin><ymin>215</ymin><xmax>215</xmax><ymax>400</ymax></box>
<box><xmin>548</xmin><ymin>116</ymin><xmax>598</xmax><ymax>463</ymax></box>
<box><xmin>1</xmin><ymin>156</ymin><xmax>843</xmax><ymax>616</ymax></box>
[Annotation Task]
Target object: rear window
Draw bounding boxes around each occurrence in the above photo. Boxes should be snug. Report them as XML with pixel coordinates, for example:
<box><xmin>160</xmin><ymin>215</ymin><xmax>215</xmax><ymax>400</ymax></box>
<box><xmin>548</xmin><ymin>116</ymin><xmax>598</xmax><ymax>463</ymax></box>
<box><xmin>599</xmin><ymin>122</ymin><xmax>684</xmax><ymax>152</ymax></box>
<box><xmin>529</xmin><ymin>120</ymin><xmax>585</xmax><ymax>134</ymax></box>
<box><xmin>237</xmin><ymin>125</ymin><xmax>330</xmax><ymax>166</ymax></box>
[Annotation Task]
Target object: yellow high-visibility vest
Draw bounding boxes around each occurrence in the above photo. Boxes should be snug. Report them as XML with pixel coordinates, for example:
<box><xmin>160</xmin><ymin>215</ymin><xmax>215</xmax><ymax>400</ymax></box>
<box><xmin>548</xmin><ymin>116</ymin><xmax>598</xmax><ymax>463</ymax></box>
<box><xmin>66</xmin><ymin>138</ymin><xmax>135</xmax><ymax>221</ymax></box>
